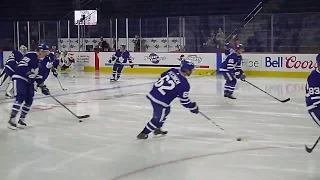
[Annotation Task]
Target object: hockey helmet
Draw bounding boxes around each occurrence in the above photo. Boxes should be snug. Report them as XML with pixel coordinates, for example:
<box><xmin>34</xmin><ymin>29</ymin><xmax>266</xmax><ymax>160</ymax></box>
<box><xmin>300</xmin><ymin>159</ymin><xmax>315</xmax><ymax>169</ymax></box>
<box><xmin>316</xmin><ymin>53</ymin><xmax>320</xmax><ymax>64</ymax></box>
<box><xmin>236</xmin><ymin>44</ymin><xmax>244</xmax><ymax>51</ymax></box>
<box><xmin>37</xmin><ymin>44</ymin><xmax>50</xmax><ymax>52</ymax></box>
<box><xmin>19</xmin><ymin>45</ymin><xmax>27</xmax><ymax>55</ymax></box>
<box><xmin>54</xmin><ymin>50</ymin><xmax>62</xmax><ymax>55</ymax></box>
<box><xmin>180</xmin><ymin>60</ymin><xmax>195</xmax><ymax>72</ymax></box>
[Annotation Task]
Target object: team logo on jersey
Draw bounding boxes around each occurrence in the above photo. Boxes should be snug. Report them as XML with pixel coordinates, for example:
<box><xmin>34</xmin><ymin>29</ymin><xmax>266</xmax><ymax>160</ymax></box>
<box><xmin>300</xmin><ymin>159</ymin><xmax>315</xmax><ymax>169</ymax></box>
<box><xmin>148</xmin><ymin>53</ymin><xmax>160</xmax><ymax>64</ymax></box>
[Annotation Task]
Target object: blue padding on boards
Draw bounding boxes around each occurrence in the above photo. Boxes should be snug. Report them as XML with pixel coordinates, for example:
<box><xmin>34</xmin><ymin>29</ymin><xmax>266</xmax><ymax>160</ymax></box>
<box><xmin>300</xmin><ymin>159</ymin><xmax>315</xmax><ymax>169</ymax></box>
<box><xmin>216</xmin><ymin>52</ymin><xmax>222</xmax><ymax>74</ymax></box>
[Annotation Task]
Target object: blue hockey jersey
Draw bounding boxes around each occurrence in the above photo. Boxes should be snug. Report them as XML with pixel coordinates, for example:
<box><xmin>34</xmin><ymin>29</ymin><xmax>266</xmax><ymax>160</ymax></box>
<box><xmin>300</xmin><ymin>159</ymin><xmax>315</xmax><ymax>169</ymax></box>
<box><xmin>112</xmin><ymin>49</ymin><xmax>131</xmax><ymax>64</ymax></box>
<box><xmin>147</xmin><ymin>68</ymin><xmax>194</xmax><ymax>108</ymax></box>
<box><xmin>4</xmin><ymin>50</ymin><xmax>24</xmax><ymax>76</ymax></box>
<box><xmin>306</xmin><ymin>69</ymin><xmax>320</xmax><ymax>111</ymax></box>
<box><xmin>220</xmin><ymin>53</ymin><xmax>243</xmax><ymax>75</ymax></box>
<box><xmin>48</xmin><ymin>53</ymin><xmax>60</xmax><ymax>69</ymax></box>
<box><xmin>38</xmin><ymin>55</ymin><xmax>54</xmax><ymax>82</ymax></box>
<box><xmin>12</xmin><ymin>53</ymin><xmax>42</xmax><ymax>84</ymax></box>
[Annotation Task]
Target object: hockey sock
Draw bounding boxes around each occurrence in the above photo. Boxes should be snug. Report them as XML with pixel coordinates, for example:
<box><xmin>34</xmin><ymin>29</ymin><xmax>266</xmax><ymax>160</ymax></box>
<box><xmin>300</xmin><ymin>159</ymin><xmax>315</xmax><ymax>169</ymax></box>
<box><xmin>116</xmin><ymin>73</ymin><xmax>121</xmax><ymax>80</ymax></box>
<box><xmin>224</xmin><ymin>84</ymin><xmax>235</xmax><ymax>94</ymax></box>
<box><xmin>142</xmin><ymin>119</ymin><xmax>163</xmax><ymax>134</ymax></box>
<box><xmin>112</xmin><ymin>71</ymin><xmax>116</xmax><ymax>79</ymax></box>
<box><xmin>11</xmin><ymin>101</ymin><xmax>22</xmax><ymax>118</ymax></box>
<box><xmin>19</xmin><ymin>104</ymin><xmax>31</xmax><ymax>120</ymax></box>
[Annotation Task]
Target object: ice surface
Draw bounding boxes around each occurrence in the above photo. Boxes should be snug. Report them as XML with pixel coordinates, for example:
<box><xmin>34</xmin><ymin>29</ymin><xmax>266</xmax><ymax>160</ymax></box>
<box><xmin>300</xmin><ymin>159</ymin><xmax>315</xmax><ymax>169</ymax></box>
<box><xmin>0</xmin><ymin>72</ymin><xmax>319</xmax><ymax>180</ymax></box>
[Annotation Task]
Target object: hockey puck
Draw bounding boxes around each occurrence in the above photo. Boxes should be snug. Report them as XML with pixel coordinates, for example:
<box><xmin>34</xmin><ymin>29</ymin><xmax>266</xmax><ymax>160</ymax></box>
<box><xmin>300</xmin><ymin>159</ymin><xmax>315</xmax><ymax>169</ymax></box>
<box><xmin>79</xmin><ymin>120</ymin><xmax>82</xmax><ymax>122</ymax></box>
<box><xmin>237</xmin><ymin>138</ymin><xmax>242</xmax><ymax>141</ymax></box>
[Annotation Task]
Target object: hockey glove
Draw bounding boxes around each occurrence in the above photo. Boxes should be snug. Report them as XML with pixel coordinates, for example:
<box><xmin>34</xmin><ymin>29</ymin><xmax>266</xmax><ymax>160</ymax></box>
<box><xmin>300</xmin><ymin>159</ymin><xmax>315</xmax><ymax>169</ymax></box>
<box><xmin>189</xmin><ymin>102</ymin><xmax>199</xmax><ymax>114</ymax></box>
<box><xmin>240</xmin><ymin>74</ymin><xmax>246</xmax><ymax>81</ymax></box>
<box><xmin>38</xmin><ymin>84</ymin><xmax>50</xmax><ymax>95</ymax></box>
<box><xmin>52</xmin><ymin>68</ymin><xmax>58</xmax><ymax>77</ymax></box>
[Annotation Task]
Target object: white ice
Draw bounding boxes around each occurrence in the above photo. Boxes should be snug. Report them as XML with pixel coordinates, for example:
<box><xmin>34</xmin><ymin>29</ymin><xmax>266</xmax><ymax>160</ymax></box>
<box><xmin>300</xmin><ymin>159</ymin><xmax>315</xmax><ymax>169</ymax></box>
<box><xmin>0</xmin><ymin>72</ymin><xmax>319</xmax><ymax>180</ymax></box>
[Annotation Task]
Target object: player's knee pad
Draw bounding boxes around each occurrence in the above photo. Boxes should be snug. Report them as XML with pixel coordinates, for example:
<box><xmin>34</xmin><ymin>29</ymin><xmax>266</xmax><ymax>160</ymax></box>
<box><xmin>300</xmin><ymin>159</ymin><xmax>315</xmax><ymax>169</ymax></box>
<box><xmin>112</xmin><ymin>64</ymin><xmax>118</xmax><ymax>71</ymax></box>
<box><xmin>230</xmin><ymin>79</ymin><xmax>237</xmax><ymax>86</ymax></box>
<box><xmin>117</xmin><ymin>65</ymin><xmax>124</xmax><ymax>73</ymax></box>
<box><xmin>25</xmin><ymin>96</ymin><xmax>34</xmax><ymax>105</ymax></box>
<box><xmin>15</xmin><ymin>95</ymin><xmax>26</xmax><ymax>104</ymax></box>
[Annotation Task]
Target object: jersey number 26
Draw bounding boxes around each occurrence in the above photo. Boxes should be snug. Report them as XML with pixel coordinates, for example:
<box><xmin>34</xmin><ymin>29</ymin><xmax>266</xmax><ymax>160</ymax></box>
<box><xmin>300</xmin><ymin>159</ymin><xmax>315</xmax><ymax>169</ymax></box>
<box><xmin>154</xmin><ymin>75</ymin><xmax>175</xmax><ymax>95</ymax></box>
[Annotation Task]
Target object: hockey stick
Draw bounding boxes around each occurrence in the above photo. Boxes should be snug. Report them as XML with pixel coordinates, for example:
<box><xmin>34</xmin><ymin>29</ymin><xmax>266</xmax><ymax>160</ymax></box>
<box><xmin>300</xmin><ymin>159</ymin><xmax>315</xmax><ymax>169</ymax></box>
<box><xmin>305</xmin><ymin>136</ymin><xmax>320</xmax><ymax>153</ymax></box>
<box><xmin>50</xmin><ymin>94</ymin><xmax>90</xmax><ymax>119</ymax></box>
<box><xmin>56</xmin><ymin>77</ymin><xmax>67</xmax><ymax>91</ymax></box>
<box><xmin>199</xmin><ymin>111</ymin><xmax>249</xmax><ymax>141</ymax></box>
<box><xmin>244</xmin><ymin>80</ymin><xmax>290</xmax><ymax>103</ymax></box>
<box><xmin>199</xmin><ymin>111</ymin><xmax>225</xmax><ymax>130</ymax></box>
<box><xmin>225</xmin><ymin>1</ymin><xmax>263</xmax><ymax>43</ymax></box>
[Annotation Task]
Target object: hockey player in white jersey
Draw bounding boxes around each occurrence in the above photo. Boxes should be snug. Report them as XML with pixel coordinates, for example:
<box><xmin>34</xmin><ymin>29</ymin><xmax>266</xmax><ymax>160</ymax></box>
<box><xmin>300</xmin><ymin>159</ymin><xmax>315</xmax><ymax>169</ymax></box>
<box><xmin>60</xmin><ymin>51</ymin><xmax>75</xmax><ymax>72</ymax></box>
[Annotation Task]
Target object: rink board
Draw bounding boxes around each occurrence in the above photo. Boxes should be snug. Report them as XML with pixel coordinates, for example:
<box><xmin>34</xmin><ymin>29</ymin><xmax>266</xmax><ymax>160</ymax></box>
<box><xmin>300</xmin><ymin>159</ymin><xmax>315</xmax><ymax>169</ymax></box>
<box><xmin>1</xmin><ymin>51</ymin><xmax>317</xmax><ymax>78</ymax></box>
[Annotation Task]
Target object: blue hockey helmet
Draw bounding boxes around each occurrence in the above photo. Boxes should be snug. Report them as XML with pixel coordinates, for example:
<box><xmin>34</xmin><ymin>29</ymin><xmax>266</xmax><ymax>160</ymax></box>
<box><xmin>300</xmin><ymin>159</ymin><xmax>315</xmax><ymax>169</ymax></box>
<box><xmin>120</xmin><ymin>44</ymin><xmax>126</xmax><ymax>49</ymax></box>
<box><xmin>180</xmin><ymin>60</ymin><xmax>195</xmax><ymax>72</ymax></box>
<box><xmin>54</xmin><ymin>50</ymin><xmax>62</xmax><ymax>55</ymax></box>
<box><xmin>317</xmin><ymin>53</ymin><xmax>320</xmax><ymax>64</ymax></box>
<box><xmin>236</xmin><ymin>43</ymin><xmax>244</xmax><ymax>51</ymax></box>
<box><xmin>37</xmin><ymin>44</ymin><xmax>49</xmax><ymax>52</ymax></box>
<box><xmin>224</xmin><ymin>42</ymin><xmax>232</xmax><ymax>49</ymax></box>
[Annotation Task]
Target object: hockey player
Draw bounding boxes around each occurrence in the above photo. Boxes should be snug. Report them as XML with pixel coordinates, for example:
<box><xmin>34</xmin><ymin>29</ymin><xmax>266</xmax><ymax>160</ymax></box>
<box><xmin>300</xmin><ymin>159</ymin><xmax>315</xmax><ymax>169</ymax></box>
<box><xmin>219</xmin><ymin>44</ymin><xmax>246</xmax><ymax>99</ymax></box>
<box><xmin>109</xmin><ymin>44</ymin><xmax>133</xmax><ymax>82</ymax></box>
<box><xmin>7</xmin><ymin>44</ymin><xmax>50</xmax><ymax>130</ymax></box>
<box><xmin>137</xmin><ymin>60</ymin><xmax>199</xmax><ymax>139</ymax></box>
<box><xmin>1</xmin><ymin>45</ymin><xmax>27</xmax><ymax>98</ymax></box>
<box><xmin>60</xmin><ymin>51</ymin><xmax>75</xmax><ymax>72</ymax></box>
<box><xmin>305</xmin><ymin>53</ymin><xmax>320</xmax><ymax>127</ymax></box>
<box><xmin>38</xmin><ymin>50</ymin><xmax>61</xmax><ymax>82</ymax></box>
<box><xmin>49</xmin><ymin>50</ymin><xmax>61</xmax><ymax>78</ymax></box>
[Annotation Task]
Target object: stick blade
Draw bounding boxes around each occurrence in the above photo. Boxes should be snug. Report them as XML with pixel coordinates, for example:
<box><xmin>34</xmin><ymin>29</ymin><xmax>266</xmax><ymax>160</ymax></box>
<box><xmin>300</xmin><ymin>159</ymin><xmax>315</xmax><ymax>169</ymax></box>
<box><xmin>305</xmin><ymin>145</ymin><xmax>313</xmax><ymax>153</ymax></box>
<box><xmin>281</xmin><ymin>98</ymin><xmax>291</xmax><ymax>103</ymax></box>
<box><xmin>78</xmin><ymin>114</ymin><xmax>90</xmax><ymax>119</ymax></box>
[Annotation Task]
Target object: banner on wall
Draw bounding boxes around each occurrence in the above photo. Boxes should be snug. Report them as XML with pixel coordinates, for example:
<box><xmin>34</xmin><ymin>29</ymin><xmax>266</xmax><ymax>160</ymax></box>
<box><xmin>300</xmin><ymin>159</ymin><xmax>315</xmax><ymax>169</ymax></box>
<box><xmin>241</xmin><ymin>53</ymin><xmax>318</xmax><ymax>72</ymax></box>
<box><xmin>98</xmin><ymin>52</ymin><xmax>216</xmax><ymax>69</ymax></box>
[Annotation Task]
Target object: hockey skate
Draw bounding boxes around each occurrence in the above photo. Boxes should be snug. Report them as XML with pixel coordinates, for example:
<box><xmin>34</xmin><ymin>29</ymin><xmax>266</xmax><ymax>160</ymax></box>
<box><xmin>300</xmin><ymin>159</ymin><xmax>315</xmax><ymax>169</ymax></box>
<box><xmin>17</xmin><ymin>119</ymin><xmax>27</xmax><ymax>128</ymax></box>
<box><xmin>153</xmin><ymin>128</ymin><xmax>168</xmax><ymax>136</ymax></box>
<box><xmin>7</xmin><ymin>118</ymin><xmax>17</xmax><ymax>130</ymax></box>
<box><xmin>224</xmin><ymin>93</ymin><xmax>236</xmax><ymax>99</ymax></box>
<box><xmin>137</xmin><ymin>132</ymin><xmax>148</xmax><ymax>139</ymax></box>
<box><xmin>110</xmin><ymin>77</ymin><xmax>119</xmax><ymax>82</ymax></box>
<box><xmin>5</xmin><ymin>93</ymin><xmax>13</xmax><ymax>99</ymax></box>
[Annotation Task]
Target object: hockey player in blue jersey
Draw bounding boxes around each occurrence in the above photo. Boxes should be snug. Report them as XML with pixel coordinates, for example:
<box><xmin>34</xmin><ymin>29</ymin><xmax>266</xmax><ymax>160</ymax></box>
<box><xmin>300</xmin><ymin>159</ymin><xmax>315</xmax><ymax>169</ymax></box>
<box><xmin>37</xmin><ymin>50</ymin><xmax>60</xmax><ymax>83</ymax></box>
<box><xmin>45</xmin><ymin>50</ymin><xmax>61</xmax><ymax>80</ymax></box>
<box><xmin>305</xmin><ymin>53</ymin><xmax>320</xmax><ymax>127</ymax></box>
<box><xmin>8</xmin><ymin>44</ymin><xmax>50</xmax><ymax>130</ymax></box>
<box><xmin>137</xmin><ymin>60</ymin><xmax>199</xmax><ymax>139</ymax></box>
<box><xmin>108</xmin><ymin>44</ymin><xmax>133</xmax><ymax>82</ymax></box>
<box><xmin>0</xmin><ymin>45</ymin><xmax>27</xmax><ymax>98</ymax></box>
<box><xmin>219</xmin><ymin>44</ymin><xmax>246</xmax><ymax>99</ymax></box>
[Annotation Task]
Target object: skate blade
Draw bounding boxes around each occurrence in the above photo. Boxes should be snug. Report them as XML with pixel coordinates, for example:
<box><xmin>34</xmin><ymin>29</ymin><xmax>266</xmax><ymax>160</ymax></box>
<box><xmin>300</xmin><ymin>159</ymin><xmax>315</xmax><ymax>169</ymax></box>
<box><xmin>7</xmin><ymin>125</ymin><xmax>17</xmax><ymax>130</ymax></box>
<box><xmin>152</xmin><ymin>134</ymin><xmax>167</xmax><ymax>139</ymax></box>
